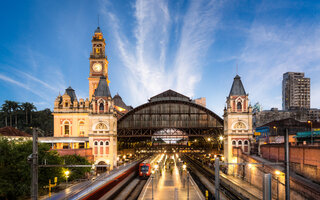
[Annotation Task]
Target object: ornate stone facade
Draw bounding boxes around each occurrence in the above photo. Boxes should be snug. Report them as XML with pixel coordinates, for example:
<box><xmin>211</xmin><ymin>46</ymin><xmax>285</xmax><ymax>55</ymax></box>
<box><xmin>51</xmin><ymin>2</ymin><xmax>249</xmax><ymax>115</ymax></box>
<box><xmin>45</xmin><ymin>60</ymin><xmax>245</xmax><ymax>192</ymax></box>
<box><xmin>223</xmin><ymin>75</ymin><xmax>253</xmax><ymax>173</ymax></box>
<box><xmin>51</xmin><ymin>27</ymin><xmax>117</xmax><ymax>168</ymax></box>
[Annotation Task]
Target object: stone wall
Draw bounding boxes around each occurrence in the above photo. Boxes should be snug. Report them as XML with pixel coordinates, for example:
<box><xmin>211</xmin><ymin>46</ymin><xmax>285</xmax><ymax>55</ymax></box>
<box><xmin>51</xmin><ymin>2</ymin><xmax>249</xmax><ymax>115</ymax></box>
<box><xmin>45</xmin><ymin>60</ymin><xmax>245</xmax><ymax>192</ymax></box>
<box><xmin>53</xmin><ymin>148</ymin><xmax>94</xmax><ymax>161</ymax></box>
<box><xmin>260</xmin><ymin>144</ymin><xmax>320</xmax><ymax>182</ymax></box>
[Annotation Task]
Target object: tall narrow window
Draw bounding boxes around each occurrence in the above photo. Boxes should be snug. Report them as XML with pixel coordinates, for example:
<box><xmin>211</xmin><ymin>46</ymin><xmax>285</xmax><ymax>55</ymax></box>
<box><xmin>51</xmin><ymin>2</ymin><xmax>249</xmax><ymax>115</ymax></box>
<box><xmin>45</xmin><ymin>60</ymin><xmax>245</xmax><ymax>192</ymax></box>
<box><xmin>79</xmin><ymin>121</ymin><xmax>85</xmax><ymax>136</ymax></box>
<box><xmin>99</xmin><ymin>103</ymin><xmax>104</xmax><ymax>112</ymax></box>
<box><xmin>237</xmin><ymin>102</ymin><xmax>242</xmax><ymax>111</ymax></box>
<box><xmin>64</xmin><ymin>121</ymin><xmax>70</xmax><ymax>136</ymax></box>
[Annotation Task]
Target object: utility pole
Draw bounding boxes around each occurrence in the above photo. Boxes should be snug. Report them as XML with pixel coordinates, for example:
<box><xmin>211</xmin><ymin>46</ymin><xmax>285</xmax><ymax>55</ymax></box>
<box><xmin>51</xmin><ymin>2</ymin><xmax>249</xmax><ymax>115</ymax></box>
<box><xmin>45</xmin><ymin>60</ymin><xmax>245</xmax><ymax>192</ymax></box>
<box><xmin>285</xmin><ymin>128</ymin><xmax>290</xmax><ymax>200</ymax></box>
<box><xmin>263</xmin><ymin>173</ymin><xmax>271</xmax><ymax>200</ymax></box>
<box><xmin>31</xmin><ymin>129</ymin><xmax>38</xmax><ymax>200</ymax></box>
<box><xmin>215</xmin><ymin>158</ymin><xmax>220</xmax><ymax>200</ymax></box>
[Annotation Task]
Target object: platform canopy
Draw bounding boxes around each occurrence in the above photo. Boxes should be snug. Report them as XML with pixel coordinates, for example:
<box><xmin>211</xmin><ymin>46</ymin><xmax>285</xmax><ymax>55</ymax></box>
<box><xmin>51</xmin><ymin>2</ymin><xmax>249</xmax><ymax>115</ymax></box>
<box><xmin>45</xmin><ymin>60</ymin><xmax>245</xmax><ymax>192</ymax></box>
<box><xmin>117</xmin><ymin>90</ymin><xmax>223</xmax><ymax>138</ymax></box>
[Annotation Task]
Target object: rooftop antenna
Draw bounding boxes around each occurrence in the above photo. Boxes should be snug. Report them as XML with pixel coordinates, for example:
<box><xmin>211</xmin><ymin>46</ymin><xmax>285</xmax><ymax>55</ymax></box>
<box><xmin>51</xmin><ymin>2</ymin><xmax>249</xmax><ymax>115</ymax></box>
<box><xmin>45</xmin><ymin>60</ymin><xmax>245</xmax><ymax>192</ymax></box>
<box><xmin>236</xmin><ymin>63</ymin><xmax>238</xmax><ymax>75</ymax></box>
<box><xmin>98</xmin><ymin>14</ymin><xmax>100</xmax><ymax>27</ymax></box>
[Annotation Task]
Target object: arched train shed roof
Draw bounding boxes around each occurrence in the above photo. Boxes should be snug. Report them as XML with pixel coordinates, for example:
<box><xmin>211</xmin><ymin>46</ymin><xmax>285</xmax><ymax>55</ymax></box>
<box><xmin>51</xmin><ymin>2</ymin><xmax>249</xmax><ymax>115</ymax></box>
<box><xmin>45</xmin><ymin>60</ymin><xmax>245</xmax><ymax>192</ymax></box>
<box><xmin>117</xmin><ymin>90</ymin><xmax>223</xmax><ymax>137</ymax></box>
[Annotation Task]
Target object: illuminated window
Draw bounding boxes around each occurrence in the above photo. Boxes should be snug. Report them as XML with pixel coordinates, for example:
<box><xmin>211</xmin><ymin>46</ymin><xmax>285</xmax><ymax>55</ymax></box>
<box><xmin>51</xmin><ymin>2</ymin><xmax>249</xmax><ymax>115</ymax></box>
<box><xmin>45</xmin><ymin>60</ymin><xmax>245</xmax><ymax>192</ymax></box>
<box><xmin>63</xmin><ymin>143</ymin><xmax>69</xmax><ymax>149</ymax></box>
<box><xmin>64</xmin><ymin>121</ymin><xmax>70</xmax><ymax>136</ymax></box>
<box><xmin>79</xmin><ymin>121</ymin><xmax>85</xmax><ymax>136</ymax></box>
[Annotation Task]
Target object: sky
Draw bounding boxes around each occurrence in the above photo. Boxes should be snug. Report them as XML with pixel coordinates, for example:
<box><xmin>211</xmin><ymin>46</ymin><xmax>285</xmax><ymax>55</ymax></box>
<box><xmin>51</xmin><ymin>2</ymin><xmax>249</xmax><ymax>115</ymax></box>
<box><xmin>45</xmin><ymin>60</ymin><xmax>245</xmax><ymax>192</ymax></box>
<box><xmin>0</xmin><ymin>0</ymin><xmax>320</xmax><ymax>116</ymax></box>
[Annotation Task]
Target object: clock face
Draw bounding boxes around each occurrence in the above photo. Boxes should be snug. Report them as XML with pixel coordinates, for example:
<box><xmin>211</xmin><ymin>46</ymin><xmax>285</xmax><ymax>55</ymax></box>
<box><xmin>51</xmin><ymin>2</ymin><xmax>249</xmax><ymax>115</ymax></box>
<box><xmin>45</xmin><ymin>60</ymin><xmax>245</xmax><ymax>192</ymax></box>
<box><xmin>93</xmin><ymin>63</ymin><xmax>102</xmax><ymax>72</ymax></box>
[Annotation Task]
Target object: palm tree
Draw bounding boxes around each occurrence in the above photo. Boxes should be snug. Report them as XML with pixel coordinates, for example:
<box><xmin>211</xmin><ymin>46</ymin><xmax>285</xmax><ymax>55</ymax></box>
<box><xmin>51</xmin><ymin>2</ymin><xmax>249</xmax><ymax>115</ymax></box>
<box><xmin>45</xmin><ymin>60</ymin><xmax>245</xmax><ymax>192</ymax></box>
<box><xmin>11</xmin><ymin>101</ymin><xmax>20</xmax><ymax>128</ymax></box>
<box><xmin>21</xmin><ymin>102</ymin><xmax>36</xmax><ymax>125</ymax></box>
<box><xmin>1</xmin><ymin>102</ymin><xmax>9</xmax><ymax>126</ymax></box>
<box><xmin>1</xmin><ymin>100</ymin><xmax>18</xmax><ymax>127</ymax></box>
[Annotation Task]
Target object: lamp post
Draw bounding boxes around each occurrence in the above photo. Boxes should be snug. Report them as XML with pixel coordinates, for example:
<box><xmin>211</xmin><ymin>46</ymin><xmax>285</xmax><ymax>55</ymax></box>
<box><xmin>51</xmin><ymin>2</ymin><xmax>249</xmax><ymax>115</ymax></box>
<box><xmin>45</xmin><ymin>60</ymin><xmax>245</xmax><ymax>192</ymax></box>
<box><xmin>219</xmin><ymin>135</ymin><xmax>224</xmax><ymax>152</ymax></box>
<box><xmin>65</xmin><ymin>170</ymin><xmax>70</xmax><ymax>187</ymax></box>
<box><xmin>273</xmin><ymin>126</ymin><xmax>278</xmax><ymax>135</ymax></box>
<box><xmin>106</xmin><ymin>160</ymin><xmax>110</xmax><ymax>173</ymax></box>
<box><xmin>308</xmin><ymin>121</ymin><xmax>313</xmax><ymax>145</ymax></box>
<box><xmin>275</xmin><ymin>170</ymin><xmax>281</xmax><ymax>200</ymax></box>
<box><xmin>248</xmin><ymin>164</ymin><xmax>252</xmax><ymax>185</ymax></box>
<box><xmin>151</xmin><ymin>169</ymin><xmax>155</xmax><ymax>200</ymax></box>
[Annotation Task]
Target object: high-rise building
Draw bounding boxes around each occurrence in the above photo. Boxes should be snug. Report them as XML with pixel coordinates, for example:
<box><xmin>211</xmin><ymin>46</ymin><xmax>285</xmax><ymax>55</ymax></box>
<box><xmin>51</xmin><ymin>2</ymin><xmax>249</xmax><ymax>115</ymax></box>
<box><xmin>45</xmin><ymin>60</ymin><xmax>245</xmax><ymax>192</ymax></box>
<box><xmin>282</xmin><ymin>72</ymin><xmax>310</xmax><ymax>110</ymax></box>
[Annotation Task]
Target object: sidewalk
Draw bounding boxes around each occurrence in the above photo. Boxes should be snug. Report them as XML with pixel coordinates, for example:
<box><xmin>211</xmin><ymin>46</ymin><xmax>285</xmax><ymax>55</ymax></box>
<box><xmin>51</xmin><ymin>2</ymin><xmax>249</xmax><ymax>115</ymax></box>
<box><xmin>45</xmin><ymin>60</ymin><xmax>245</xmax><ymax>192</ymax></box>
<box><xmin>139</xmin><ymin>161</ymin><xmax>204</xmax><ymax>200</ymax></box>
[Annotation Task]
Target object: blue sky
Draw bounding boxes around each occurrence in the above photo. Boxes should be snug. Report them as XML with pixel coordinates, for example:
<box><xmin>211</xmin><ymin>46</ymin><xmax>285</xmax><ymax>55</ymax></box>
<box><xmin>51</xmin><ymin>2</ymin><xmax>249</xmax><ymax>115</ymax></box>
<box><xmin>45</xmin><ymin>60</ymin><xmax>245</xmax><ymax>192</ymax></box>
<box><xmin>0</xmin><ymin>0</ymin><xmax>320</xmax><ymax>116</ymax></box>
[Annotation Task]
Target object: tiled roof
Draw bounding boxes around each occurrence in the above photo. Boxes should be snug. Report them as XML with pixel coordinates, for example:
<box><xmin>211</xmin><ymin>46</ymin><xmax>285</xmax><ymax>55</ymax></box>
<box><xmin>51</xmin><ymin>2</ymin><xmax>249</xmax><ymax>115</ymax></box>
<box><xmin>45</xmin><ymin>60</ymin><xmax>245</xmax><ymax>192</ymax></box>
<box><xmin>65</xmin><ymin>87</ymin><xmax>77</xmax><ymax>102</ymax></box>
<box><xmin>229</xmin><ymin>75</ymin><xmax>246</xmax><ymax>96</ymax></box>
<box><xmin>94</xmin><ymin>76</ymin><xmax>111</xmax><ymax>97</ymax></box>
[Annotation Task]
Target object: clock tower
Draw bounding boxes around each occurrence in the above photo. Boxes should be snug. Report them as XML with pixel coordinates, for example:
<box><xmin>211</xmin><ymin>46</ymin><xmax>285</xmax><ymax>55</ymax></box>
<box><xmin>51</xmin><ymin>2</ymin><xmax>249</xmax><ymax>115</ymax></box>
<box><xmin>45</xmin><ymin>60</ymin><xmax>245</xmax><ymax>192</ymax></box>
<box><xmin>89</xmin><ymin>27</ymin><xmax>109</xmax><ymax>101</ymax></box>
<box><xmin>223</xmin><ymin>75</ymin><xmax>253</xmax><ymax>174</ymax></box>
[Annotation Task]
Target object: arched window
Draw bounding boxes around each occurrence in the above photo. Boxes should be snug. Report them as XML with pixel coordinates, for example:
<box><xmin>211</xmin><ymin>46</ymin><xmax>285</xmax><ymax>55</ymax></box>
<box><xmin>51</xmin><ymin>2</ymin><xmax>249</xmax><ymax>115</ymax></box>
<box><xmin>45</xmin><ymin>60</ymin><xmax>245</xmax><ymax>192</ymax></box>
<box><xmin>99</xmin><ymin>103</ymin><xmax>104</xmax><ymax>111</ymax></box>
<box><xmin>100</xmin><ymin>141</ymin><xmax>104</xmax><ymax>145</ymax></box>
<box><xmin>64</xmin><ymin>121</ymin><xmax>70</xmax><ymax>136</ymax></box>
<box><xmin>79</xmin><ymin>121</ymin><xmax>85</xmax><ymax>136</ymax></box>
<box><xmin>105</xmin><ymin>141</ymin><xmax>109</xmax><ymax>146</ymax></box>
<box><xmin>96</xmin><ymin>123</ymin><xmax>107</xmax><ymax>130</ymax></box>
<box><xmin>232</xmin><ymin>141</ymin><xmax>236</xmax><ymax>145</ymax></box>
<box><xmin>94</xmin><ymin>141</ymin><xmax>98</xmax><ymax>146</ymax></box>
<box><xmin>244</xmin><ymin>140</ymin><xmax>249</xmax><ymax>145</ymax></box>
<box><xmin>238</xmin><ymin>140</ymin><xmax>242</xmax><ymax>145</ymax></box>
<box><xmin>237</xmin><ymin>102</ymin><xmax>242</xmax><ymax>111</ymax></box>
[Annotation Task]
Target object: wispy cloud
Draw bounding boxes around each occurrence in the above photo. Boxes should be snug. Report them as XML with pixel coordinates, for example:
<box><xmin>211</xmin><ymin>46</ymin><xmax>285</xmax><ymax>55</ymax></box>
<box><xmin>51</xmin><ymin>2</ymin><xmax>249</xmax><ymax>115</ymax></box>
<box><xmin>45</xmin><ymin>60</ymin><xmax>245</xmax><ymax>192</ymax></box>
<box><xmin>239</xmin><ymin>21</ymin><xmax>320</xmax><ymax>109</ymax></box>
<box><xmin>101</xmin><ymin>0</ymin><xmax>221</xmax><ymax>105</ymax></box>
<box><xmin>0</xmin><ymin>74</ymin><xmax>47</xmax><ymax>100</ymax></box>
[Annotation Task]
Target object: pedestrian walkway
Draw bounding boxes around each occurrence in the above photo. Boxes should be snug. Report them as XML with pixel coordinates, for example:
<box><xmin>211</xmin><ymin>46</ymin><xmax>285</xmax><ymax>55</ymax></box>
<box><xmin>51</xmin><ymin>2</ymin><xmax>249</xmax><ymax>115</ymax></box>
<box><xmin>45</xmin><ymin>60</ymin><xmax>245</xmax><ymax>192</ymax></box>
<box><xmin>138</xmin><ymin>160</ymin><xmax>204</xmax><ymax>200</ymax></box>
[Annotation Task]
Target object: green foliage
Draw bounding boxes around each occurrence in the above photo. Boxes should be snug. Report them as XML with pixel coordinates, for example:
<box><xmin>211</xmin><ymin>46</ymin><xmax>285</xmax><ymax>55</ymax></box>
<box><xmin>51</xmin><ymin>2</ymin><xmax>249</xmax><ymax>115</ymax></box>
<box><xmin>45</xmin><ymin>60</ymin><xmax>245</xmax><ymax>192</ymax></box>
<box><xmin>0</xmin><ymin>100</ymin><xmax>53</xmax><ymax>136</ymax></box>
<box><xmin>62</xmin><ymin>155</ymin><xmax>91</xmax><ymax>181</ymax></box>
<box><xmin>0</xmin><ymin>139</ymin><xmax>90</xmax><ymax>199</ymax></box>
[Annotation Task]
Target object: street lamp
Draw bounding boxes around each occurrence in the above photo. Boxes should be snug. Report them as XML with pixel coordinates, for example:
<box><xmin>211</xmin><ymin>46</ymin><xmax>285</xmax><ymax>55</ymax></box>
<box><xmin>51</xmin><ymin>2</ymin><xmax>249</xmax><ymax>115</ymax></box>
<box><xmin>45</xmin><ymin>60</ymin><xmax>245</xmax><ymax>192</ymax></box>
<box><xmin>65</xmin><ymin>170</ymin><xmax>70</xmax><ymax>187</ymax></box>
<box><xmin>106</xmin><ymin>160</ymin><xmax>110</xmax><ymax>172</ymax></box>
<box><xmin>248</xmin><ymin>164</ymin><xmax>252</xmax><ymax>185</ymax></box>
<box><xmin>273</xmin><ymin>126</ymin><xmax>278</xmax><ymax>135</ymax></box>
<box><xmin>308</xmin><ymin>121</ymin><xmax>313</xmax><ymax>145</ymax></box>
<box><xmin>183</xmin><ymin>164</ymin><xmax>187</xmax><ymax>171</ymax></box>
<box><xmin>275</xmin><ymin>170</ymin><xmax>281</xmax><ymax>200</ymax></box>
<box><xmin>151</xmin><ymin>169</ymin><xmax>155</xmax><ymax>200</ymax></box>
<box><xmin>208</xmin><ymin>138</ymin><xmax>211</xmax><ymax>142</ymax></box>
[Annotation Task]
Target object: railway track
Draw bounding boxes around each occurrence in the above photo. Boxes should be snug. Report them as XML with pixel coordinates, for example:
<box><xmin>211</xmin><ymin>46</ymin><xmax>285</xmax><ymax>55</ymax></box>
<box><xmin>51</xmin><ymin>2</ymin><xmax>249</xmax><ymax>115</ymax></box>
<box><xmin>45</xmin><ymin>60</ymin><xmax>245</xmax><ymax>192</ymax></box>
<box><xmin>113</xmin><ymin>178</ymin><xmax>147</xmax><ymax>200</ymax></box>
<box><xmin>184</xmin><ymin>155</ymin><xmax>248</xmax><ymax>200</ymax></box>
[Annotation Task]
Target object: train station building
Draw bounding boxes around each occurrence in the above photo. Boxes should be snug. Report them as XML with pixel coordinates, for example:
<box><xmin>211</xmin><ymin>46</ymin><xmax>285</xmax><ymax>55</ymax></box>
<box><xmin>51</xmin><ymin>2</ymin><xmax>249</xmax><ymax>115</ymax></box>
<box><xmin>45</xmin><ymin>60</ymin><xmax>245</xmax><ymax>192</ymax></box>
<box><xmin>39</xmin><ymin>27</ymin><xmax>132</xmax><ymax>169</ymax></box>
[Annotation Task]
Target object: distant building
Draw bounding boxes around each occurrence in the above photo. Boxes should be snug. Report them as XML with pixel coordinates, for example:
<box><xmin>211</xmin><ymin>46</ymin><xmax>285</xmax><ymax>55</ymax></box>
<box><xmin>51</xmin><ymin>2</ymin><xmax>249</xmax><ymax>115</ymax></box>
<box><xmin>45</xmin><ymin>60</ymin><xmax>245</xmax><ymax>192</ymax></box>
<box><xmin>282</xmin><ymin>72</ymin><xmax>310</xmax><ymax>110</ymax></box>
<box><xmin>193</xmin><ymin>97</ymin><xmax>206</xmax><ymax>107</ymax></box>
<box><xmin>254</xmin><ymin>108</ymin><xmax>320</xmax><ymax>128</ymax></box>
<box><xmin>113</xmin><ymin>93</ymin><xmax>133</xmax><ymax>119</ymax></box>
<box><xmin>0</xmin><ymin>126</ymin><xmax>31</xmax><ymax>141</ymax></box>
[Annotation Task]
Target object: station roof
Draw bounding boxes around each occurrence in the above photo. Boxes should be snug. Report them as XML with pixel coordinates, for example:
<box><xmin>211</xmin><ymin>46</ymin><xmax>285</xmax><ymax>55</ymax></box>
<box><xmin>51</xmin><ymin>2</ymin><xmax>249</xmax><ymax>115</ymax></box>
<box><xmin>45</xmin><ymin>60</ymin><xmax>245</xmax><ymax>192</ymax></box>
<box><xmin>149</xmin><ymin>89</ymin><xmax>191</xmax><ymax>102</ymax></box>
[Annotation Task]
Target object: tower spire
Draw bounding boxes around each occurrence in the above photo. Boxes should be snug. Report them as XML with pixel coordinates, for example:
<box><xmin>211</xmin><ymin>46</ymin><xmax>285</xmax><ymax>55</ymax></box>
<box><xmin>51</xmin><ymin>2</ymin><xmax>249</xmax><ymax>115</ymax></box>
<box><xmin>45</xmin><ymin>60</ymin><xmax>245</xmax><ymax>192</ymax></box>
<box><xmin>236</xmin><ymin>63</ymin><xmax>238</xmax><ymax>75</ymax></box>
<box><xmin>98</xmin><ymin>14</ymin><xmax>100</xmax><ymax>27</ymax></box>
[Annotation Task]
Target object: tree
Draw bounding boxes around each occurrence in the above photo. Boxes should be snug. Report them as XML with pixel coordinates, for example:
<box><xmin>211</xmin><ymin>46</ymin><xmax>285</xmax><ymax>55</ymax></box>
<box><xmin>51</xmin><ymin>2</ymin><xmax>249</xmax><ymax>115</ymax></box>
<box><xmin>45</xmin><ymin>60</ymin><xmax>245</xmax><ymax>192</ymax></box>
<box><xmin>0</xmin><ymin>139</ymin><xmax>62</xmax><ymax>199</ymax></box>
<box><xmin>1</xmin><ymin>100</ymin><xmax>20</xmax><ymax>127</ymax></box>
<box><xmin>62</xmin><ymin>155</ymin><xmax>91</xmax><ymax>181</ymax></box>
<box><xmin>21</xmin><ymin>102</ymin><xmax>36</xmax><ymax>125</ymax></box>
